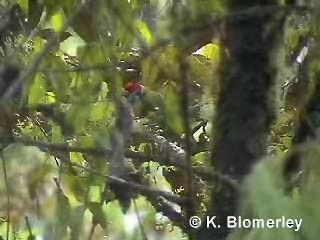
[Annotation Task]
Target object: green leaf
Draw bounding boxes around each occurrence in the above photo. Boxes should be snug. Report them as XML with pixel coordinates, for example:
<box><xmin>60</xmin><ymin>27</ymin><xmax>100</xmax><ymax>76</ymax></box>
<box><xmin>19</xmin><ymin>0</ymin><xmax>44</xmax><ymax>29</ymax></box>
<box><xmin>51</xmin><ymin>10</ymin><xmax>64</xmax><ymax>32</ymax></box>
<box><xmin>141</xmin><ymin>58</ymin><xmax>160</xmax><ymax>87</ymax></box>
<box><xmin>66</xmin><ymin>104</ymin><xmax>92</xmax><ymax>133</ymax></box>
<box><xmin>193</xmin><ymin>43</ymin><xmax>221</xmax><ymax>60</ymax></box>
<box><xmin>90</xmin><ymin>102</ymin><xmax>108</xmax><ymax>122</ymax></box>
<box><xmin>77</xmin><ymin>44</ymin><xmax>106</xmax><ymax>65</ymax></box>
<box><xmin>135</xmin><ymin>20</ymin><xmax>154</xmax><ymax>45</ymax></box>
<box><xmin>51</xmin><ymin>124</ymin><xmax>62</xmax><ymax>143</ymax></box>
<box><xmin>29</xmin><ymin>0</ymin><xmax>44</xmax><ymax>29</ymax></box>
<box><xmin>27</xmin><ymin>163</ymin><xmax>54</xmax><ymax>198</ymax></box>
<box><xmin>88</xmin><ymin>202</ymin><xmax>107</xmax><ymax>229</ymax></box>
<box><xmin>45</xmin><ymin>91</ymin><xmax>56</xmax><ymax>103</ymax></box>
<box><xmin>164</xmin><ymin>85</ymin><xmax>184</xmax><ymax>136</ymax></box>
<box><xmin>18</xmin><ymin>0</ymin><xmax>28</xmax><ymax>14</ymax></box>
<box><xmin>62</xmin><ymin>1</ymin><xmax>99</xmax><ymax>42</ymax></box>
<box><xmin>28</xmin><ymin>74</ymin><xmax>46</xmax><ymax>105</ymax></box>
<box><xmin>63</xmin><ymin>175</ymin><xmax>88</xmax><ymax>203</ymax></box>
<box><xmin>55</xmin><ymin>193</ymin><xmax>71</xmax><ymax>239</ymax></box>
<box><xmin>69</xmin><ymin>205</ymin><xmax>86</xmax><ymax>240</ymax></box>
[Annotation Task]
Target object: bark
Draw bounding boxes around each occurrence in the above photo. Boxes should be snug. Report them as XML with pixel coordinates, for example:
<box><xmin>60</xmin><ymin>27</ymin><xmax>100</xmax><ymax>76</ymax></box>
<box><xmin>196</xmin><ymin>2</ymin><xmax>285</xmax><ymax>239</ymax></box>
<box><xmin>292</xmin><ymin>42</ymin><xmax>320</xmax><ymax>144</ymax></box>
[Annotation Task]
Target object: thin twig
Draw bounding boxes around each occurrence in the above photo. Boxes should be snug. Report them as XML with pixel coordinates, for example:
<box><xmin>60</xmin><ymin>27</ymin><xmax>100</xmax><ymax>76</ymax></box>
<box><xmin>1</xmin><ymin>151</ymin><xmax>10</xmax><ymax>240</ymax></box>
<box><xmin>34</xmin><ymin>118</ymin><xmax>59</xmax><ymax>166</ymax></box>
<box><xmin>25</xmin><ymin>216</ymin><xmax>35</xmax><ymax>239</ymax></box>
<box><xmin>133</xmin><ymin>199</ymin><xmax>148</xmax><ymax>240</ymax></box>
<box><xmin>87</xmin><ymin>223</ymin><xmax>97</xmax><ymax>240</ymax></box>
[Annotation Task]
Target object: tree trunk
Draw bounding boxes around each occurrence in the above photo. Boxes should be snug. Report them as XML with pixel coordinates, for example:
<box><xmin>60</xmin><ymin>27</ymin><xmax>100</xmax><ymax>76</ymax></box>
<box><xmin>196</xmin><ymin>2</ymin><xmax>285</xmax><ymax>239</ymax></box>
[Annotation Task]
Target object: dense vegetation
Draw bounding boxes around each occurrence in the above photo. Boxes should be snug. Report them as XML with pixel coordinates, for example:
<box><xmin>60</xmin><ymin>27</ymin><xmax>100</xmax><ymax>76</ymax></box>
<box><xmin>0</xmin><ymin>0</ymin><xmax>319</xmax><ymax>239</ymax></box>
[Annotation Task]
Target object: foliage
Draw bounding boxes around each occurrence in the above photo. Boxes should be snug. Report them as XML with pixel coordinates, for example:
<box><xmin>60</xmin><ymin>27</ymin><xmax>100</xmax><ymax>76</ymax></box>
<box><xmin>0</xmin><ymin>0</ymin><xmax>318</xmax><ymax>240</ymax></box>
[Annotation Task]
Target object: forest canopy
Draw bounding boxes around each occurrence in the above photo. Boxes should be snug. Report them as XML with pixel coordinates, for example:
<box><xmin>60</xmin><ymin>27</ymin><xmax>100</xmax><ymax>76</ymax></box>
<box><xmin>0</xmin><ymin>0</ymin><xmax>319</xmax><ymax>240</ymax></box>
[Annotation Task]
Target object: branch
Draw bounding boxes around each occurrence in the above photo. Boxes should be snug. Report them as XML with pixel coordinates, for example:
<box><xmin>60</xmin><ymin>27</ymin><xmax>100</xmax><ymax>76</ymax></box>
<box><xmin>0</xmin><ymin>135</ymin><xmax>238</xmax><ymax>189</ymax></box>
<box><xmin>25</xmin><ymin>141</ymin><xmax>187</xmax><ymax>206</ymax></box>
<box><xmin>145</xmin><ymin>196</ymin><xmax>187</xmax><ymax>231</ymax></box>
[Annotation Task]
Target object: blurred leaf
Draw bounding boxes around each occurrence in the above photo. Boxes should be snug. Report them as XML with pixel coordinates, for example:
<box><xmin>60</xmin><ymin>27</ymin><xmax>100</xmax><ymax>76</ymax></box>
<box><xmin>55</xmin><ymin>193</ymin><xmax>71</xmax><ymax>239</ymax></box>
<box><xmin>164</xmin><ymin>85</ymin><xmax>184</xmax><ymax>136</ymax></box>
<box><xmin>27</xmin><ymin>163</ymin><xmax>54</xmax><ymax>199</ymax></box>
<box><xmin>78</xmin><ymin>135</ymin><xmax>95</xmax><ymax>148</ymax></box>
<box><xmin>38</xmin><ymin>29</ymin><xmax>72</xmax><ymax>43</ymax></box>
<box><xmin>66</xmin><ymin>104</ymin><xmax>91</xmax><ymax>133</ymax></box>
<box><xmin>64</xmin><ymin>175</ymin><xmax>88</xmax><ymax>203</ymax></box>
<box><xmin>141</xmin><ymin>58</ymin><xmax>160</xmax><ymax>87</ymax></box>
<box><xmin>19</xmin><ymin>0</ymin><xmax>44</xmax><ymax>29</ymax></box>
<box><xmin>51</xmin><ymin>10</ymin><xmax>64</xmax><ymax>32</ymax></box>
<box><xmin>193</xmin><ymin>43</ymin><xmax>221</xmax><ymax>60</ymax></box>
<box><xmin>90</xmin><ymin>102</ymin><xmax>109</xmax><ymax>122</ymax></box>
<box><xmin>18</xmin><ymin>0</ymin><xmax>28</xmax><ymax>13</ymax></box>
<box><xmin>51</xmin><ymin>124</ymin><xmax>63</xmax><ymax>143</ymax></box>
<box><xmin>69</xmin><ymin>205</ymin><xmax>86</xmax><ymax>240</ymax></box>
<box><xmin>70</xmin><ymin>152</ymin><xmax>85</xmax><ymax>164</ymax></box>
<box><xmin>135</xmin><ymin>20</ymin><xmax>154</xmax><ymax>45</ymax></box>
<box><xmin>28</xmin><ymin>74</ymin><xmax>46</xmax><ymax>105</ymax></box>
<box><xmin>88</xmin><ymin>202</ymin><xmax>107</xmax><ymax>229</ymax></box>
<box><xmin>46</xmin><ymin>91</ymin><xmax>56</xmax><ymax>103</ymax></box>
<box><xmin>191</xmin><ymin>152</ymin><xmax>210</xmax><ymax>167</ymax></box>
<box><xmin>62</xmin><ymin>1</ymin><xmax>99</xmax><ymax>42</ymax></box>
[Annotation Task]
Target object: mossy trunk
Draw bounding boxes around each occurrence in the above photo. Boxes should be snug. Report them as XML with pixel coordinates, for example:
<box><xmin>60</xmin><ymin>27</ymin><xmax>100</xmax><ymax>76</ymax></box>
<box><xmin>196</xmin><ymin>2</ymin><xmax>285</xmax><ymax>239</ymax></box>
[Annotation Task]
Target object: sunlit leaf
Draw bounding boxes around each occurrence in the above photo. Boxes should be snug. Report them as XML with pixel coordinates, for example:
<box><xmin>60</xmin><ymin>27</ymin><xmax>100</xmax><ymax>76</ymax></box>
<box><xmin>51</xmin><ymin>11</ymin><xmax>64</xmax><ymax>32</ymax></box>
<box><xmin>193</xmin><ymin>43</ymin><xmax>220</xmax><ymax>60</ymax></box>
<box><xmin>28</xmin><ymin>74</ymin><xmax>46</xmax><ymax>105</ymax></box>
<box><xmin>135</xmin><ymin>20</ymin><xmax>154</xmax><ymax>45</ymax></box>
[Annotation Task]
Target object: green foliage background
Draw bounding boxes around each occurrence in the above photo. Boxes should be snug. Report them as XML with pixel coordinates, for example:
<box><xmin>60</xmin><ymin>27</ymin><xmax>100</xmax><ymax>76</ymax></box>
<box><xmin>0</xmin><ymin>0</ymin><xmax>318</xmax><ymax>239</ymax></box>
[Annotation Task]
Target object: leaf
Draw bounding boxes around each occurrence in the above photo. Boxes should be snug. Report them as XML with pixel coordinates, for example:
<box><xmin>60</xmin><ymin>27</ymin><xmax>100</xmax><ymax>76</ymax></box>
<box><xmin>164</xmin><ymin>85</ymin><xmax>184</xmax><ymax>136</ymax></box>
<box><xmin>63</xmin><ymin>175</ymin><xmax>88</xmax><ymax>203</ymax></box>
<box><xmin>41</xmin><ymin>54</ymin><xmax>71</xmax><ymax>100</ymax></box>
<box><xmin>78</xmin><ymin>135</ymin><xmax>95</xmax><ymax>148</ymax></box>
<box><xmin>55</xmin><ymin>193</ymin><xmax>71</xmax><ymax>239</ymax></box>
<box><xmin>51</xmin><ymin>124</ymin><xmax>62</xmax><ymax>143</ymax></box>
<box><xmin>62</xmin><ymin>1</ymin><xmax>99</xmax><ymax>42</ymax></box>
<box><xmin>45</xmin><ymin>91</ymin><xmax>56</xmax><ymax>103</ymax></box>
<box><xmin>66</xmin><ymin>104</ymin><xmax>92</xmax><ymax>133</ymax></box>
<box><xmin>191</xmin><ymin>152</ymin><xmax>210</xmax><ymax>167</ymax></box>
<box><xmin>19</xmin><ymin>0</ymin><xmax>44</xmax><ymax>29</ymax></box>
<box><xmin>88</xmin><ymin>202</ymin><xmax>107</xmax><ymax>229</ymax></box>
<box><xmin>77</xmin><ymin>44</ymin><xmax>106</xmax><ymax>65</ymax></box>
<box><xmin>28</xmin><ymin>74</ymin><xmax>46</xmax><ymax>105</ymax></box>
<box><xmin>90</xmin><ymin>102</ymin><xmax>108</xmax><ymax>122</ymax></box>
<box><xmin>193</xmin><ymin>43</ymin><xmax>220</xmax><ymax>60</ymax></box>
<box><xmin>27</xmin><ymin>163</ymin><xmax>54</xmax><ymax>199</ymax></box>
<box><xmin>70</xmin><ymin>152</ymin><xmax>85</xmax><ymax>164</ymax></box>
<box><xmin>141</xmin><ymin>58</ymin><xmax>160</xmax><ymax>87</ymax></box>
<box><xmin>69</xmin><ymin>205</ymin><xmax>86</xmax><ymax>240</ymax></box>
<box><xmin>51</xmin><ymin>10</ymin><xmax>64</xmax><ymax>32</ymax></box>
<box><xmin>18</xmin><ymin>0</ymin><xmax>28</xmax><ymax>14</ymax></box>
<box><xmin>135</xmin><ymin>20</ymin><xmax>154</xmax><ymax>45</ymax></box>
